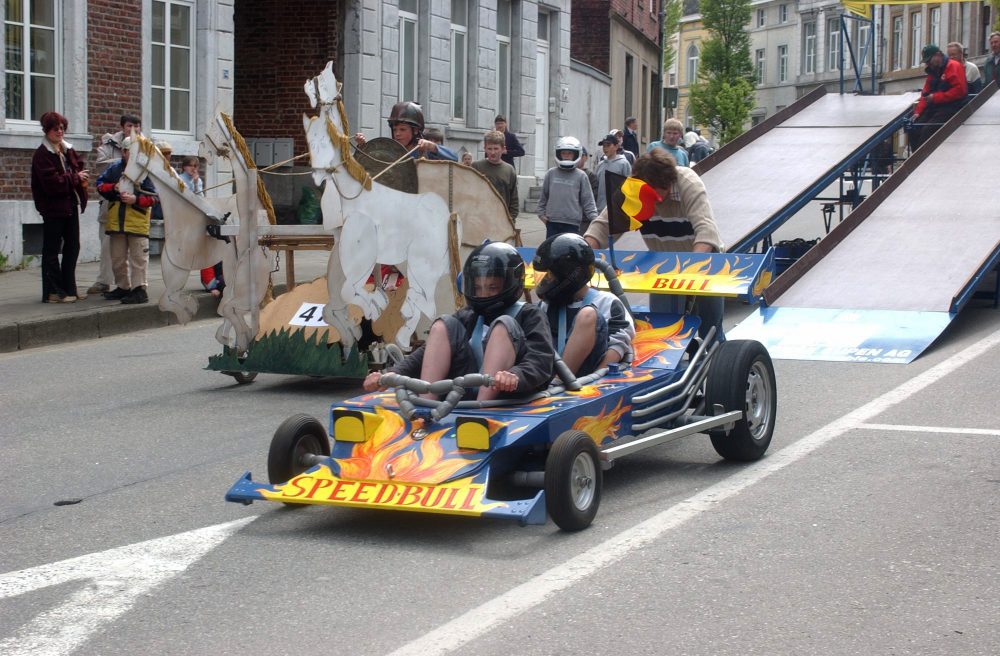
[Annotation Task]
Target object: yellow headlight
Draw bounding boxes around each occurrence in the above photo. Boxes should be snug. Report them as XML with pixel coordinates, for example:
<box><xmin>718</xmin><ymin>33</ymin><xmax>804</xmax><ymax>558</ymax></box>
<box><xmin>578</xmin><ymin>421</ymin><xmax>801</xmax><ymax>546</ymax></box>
<box><xmin>456</xmin><ymin>417</ymin><xmax>491</xmax><ymax>450</ymax></box>
<box><xmin>333</xmin><ymin>409</ymin><xmax>383</xmax><ymax>443</ymax></box>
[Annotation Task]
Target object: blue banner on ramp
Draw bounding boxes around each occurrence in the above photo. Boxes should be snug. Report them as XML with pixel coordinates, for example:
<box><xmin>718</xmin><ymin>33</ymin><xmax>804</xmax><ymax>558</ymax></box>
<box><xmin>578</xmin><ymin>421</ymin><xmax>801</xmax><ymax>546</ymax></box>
<box><xmin>729</xmin><ymin>307</ymin><xmax>953</xmax><ymax>363</ymax></box>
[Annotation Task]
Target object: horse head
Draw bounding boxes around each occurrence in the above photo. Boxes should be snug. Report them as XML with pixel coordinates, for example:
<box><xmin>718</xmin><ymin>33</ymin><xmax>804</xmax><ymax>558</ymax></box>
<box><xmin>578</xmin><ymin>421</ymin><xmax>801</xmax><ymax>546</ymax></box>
<box><xmin>200</xmin><ymin>114</ymin><xmax>233</xmax><ymax>166</ymax></box>
<box><xmin>305</xmin><ymin>61</ymin><xmax>342</xmax><ymax>109</ymax></box>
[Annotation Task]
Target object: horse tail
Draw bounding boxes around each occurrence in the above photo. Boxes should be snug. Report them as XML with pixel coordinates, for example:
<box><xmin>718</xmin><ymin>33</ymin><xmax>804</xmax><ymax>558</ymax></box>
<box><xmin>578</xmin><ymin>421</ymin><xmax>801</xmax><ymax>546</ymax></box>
<box><xmin>448</xmin><ymin>211</ymin><xmax>464</xmax><ymax>308</ymax></box>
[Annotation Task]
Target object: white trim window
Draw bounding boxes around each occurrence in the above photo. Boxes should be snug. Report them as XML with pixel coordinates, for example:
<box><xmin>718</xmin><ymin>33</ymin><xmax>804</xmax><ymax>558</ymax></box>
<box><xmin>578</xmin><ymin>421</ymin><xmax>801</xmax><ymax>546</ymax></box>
<box><xmin>804</xmin><ymin>21</ymin><xmax>816</xmax><ymax>74</ymax></box>
<box><xmin>929</xmin><ymin>7</ymin><xmax>940</xmax><ymax>50</ymax></box>
<box><xmin>685</xmin><ymin>43</ymin><xmax>699</xmax><ymax>85</ymax></box>
<box><xmin>756</xmin><ymin>9</ymin><xmax>765</xmax><ymax>28</ymax></box>
<box><xmin>399</xmin><ymin>0</ymin><xmax>418</xmax><ymax>101</ymax></box>
<box><xmin>778</xmin><ymin>4</ymin><xmax>788</xmax><ymax>24</ymax></box>
<box><xmin>910</xmin><ymin>11</ymin><xmax>922</xmax><ymax>68</ymax></box>
<box><xmin>450</xmin><ymin>0</ymin><xmax>468</xmax><ymax>120</ymax></box>
<box><xmin>778</xmin><ymin>44</ymin><xmax>788</xmax><ymax>83</ymax></box>
<box><xmin>892</xmin><ymin>15</ymin><xmax>903</xmax><ymax>70</ymax></box>
<box><xmin>755</xmin><ymin>48</ymin><xmax>766</xmax><ymax>85</ymax></box>
<box><xmin>496</xmin><ymin>0</ymin><xmax>512</xmax><ymax>119</ymax></box>
<box><xmin>4</xmin><ymin>0</ymin><xmax>58</xmax><ymax>122</ymax></box>
<box><xmin>827</xmin><ymin>18</ymin><xmax>840</xmax><ymax>72</ymax></box>
<box><xmin>858</xmin><ymin>21</ymin><xmax>870</xmax><ymax>70</ymax></box>
<box><xmin>151</xmin><ymin>0</ymin><xmax>194</xmax><ymax>134</ymax></box>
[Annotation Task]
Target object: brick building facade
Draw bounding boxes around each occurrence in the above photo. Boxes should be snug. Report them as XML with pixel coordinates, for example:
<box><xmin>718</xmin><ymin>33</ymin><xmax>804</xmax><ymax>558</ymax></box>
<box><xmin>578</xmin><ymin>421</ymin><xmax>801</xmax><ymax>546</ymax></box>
<box><xmin>570</xmin><ymin>0</ymin><xmax>663</xmax><ymax>151</ymax></box>
<box><xmin>1</xmin><ymin>0</ymin><xmax>566</xmax><ymax>267</ymax></box>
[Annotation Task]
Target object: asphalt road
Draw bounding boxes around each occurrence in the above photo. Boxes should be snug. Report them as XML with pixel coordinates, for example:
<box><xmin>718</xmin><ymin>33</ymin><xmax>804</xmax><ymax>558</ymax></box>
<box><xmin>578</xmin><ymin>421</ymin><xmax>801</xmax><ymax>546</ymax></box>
<box><xmin>1</xmin><ymin>307</ymin><xmax>998</xmax><ymax>656</ymax></box>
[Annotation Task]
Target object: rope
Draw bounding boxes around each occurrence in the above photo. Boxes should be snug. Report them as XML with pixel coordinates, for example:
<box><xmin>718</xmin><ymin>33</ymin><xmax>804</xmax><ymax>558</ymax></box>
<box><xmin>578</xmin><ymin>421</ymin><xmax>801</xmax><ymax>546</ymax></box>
<box><xmin>324</xmin><ymin>111</ymin><xmax>372</xmax><ymax>191</ymax></box>
<box><xmin>448</xmin><ymin>212</ymin><xmax>464</xmax><ymax>308</ymax></box>
<box><xmin>220</xmin><ymin>113</ymin><xmax>277</xmax><ymax>225</ymax></box>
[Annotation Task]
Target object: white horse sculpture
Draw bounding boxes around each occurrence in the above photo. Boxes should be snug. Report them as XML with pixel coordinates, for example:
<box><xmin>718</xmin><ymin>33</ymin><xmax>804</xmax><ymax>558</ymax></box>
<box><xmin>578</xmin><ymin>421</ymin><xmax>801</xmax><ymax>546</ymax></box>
<box><xmin>198</xmin><ymin>116</ymin><xmax>279</xmax><ymax>353</ymax></box>
<box><xmin>123</xmin><ymin>132</ymin><xmax>273</xmax><ymax>353</ymax></box>
<box><xmin>303</xmin><ymin>62</ymin><xmax>456</xmax><ymax>347</ymax></box>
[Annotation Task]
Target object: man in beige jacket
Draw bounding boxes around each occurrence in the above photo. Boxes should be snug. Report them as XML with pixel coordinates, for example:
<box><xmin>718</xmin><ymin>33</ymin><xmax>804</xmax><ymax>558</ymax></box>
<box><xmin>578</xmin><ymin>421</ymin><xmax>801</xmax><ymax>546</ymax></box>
<box><xmin>584</xmin><ymin>148</ymin><xmax>727</xmax><ymax>340</ymax></box>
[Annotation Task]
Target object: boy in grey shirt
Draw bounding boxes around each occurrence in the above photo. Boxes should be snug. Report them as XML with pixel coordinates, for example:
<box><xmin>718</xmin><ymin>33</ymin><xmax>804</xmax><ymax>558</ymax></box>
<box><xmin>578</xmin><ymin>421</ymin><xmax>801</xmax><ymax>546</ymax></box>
<box><xmin>536</xmin><ymin>136</ymin><xmax>598</xmax><ymax>239</ymax></box>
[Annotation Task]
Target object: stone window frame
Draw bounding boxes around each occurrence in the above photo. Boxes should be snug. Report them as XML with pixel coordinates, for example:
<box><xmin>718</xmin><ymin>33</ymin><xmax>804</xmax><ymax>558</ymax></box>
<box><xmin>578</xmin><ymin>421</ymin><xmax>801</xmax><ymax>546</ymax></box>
<box><xmin>0</xmin><ymin>0</ymin><xmax>87</xmax><ymax>150</ymax></box>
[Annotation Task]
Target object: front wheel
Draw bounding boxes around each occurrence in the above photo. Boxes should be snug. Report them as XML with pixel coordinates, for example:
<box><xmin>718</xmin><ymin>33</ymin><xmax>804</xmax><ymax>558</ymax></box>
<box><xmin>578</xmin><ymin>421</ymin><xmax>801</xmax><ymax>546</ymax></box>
<box><xmin>268</xmin><ymin>414</ymin><xmax>331</xmax><ymax>489</ymax></box>
<box><xmin>545</xmin><ymin>430</ymin><xmax>602</xmax><ymax>531</ymax></box>
<box><xmin>705</xmin><ymin>340</ymin><xmax>777</xmax><ymax>461</ymax></box>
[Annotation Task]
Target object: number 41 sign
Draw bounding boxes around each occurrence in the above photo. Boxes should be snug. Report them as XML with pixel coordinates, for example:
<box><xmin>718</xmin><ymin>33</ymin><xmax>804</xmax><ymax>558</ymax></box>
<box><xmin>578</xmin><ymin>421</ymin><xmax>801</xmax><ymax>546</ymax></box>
<box><xmin>289</xmin><ymin>303</ymin><xmax>329</xmax><ymax>327</ymax></box>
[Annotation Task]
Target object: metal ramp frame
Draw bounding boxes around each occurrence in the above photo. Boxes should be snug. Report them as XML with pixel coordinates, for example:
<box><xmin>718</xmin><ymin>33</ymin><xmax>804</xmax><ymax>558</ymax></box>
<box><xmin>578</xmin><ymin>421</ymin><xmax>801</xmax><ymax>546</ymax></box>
<box><xmin>730</xmin><ymin>83</ymin><xmax>1000</xmax><ymax>363</ymax></box>
<box><xmin>695</xmin><ymin>87</ymin><xmax>917</xmax><ymax>253</ymax></box>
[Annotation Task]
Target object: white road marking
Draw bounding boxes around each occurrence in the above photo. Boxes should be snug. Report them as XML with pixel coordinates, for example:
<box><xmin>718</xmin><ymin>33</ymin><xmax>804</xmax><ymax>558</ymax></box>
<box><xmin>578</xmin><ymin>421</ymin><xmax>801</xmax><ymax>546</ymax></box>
<box><xmin>857</xmin><ymin>423</ymin><xmax>1000</xmax><ymax>436</ymax></box>
<box><xmin>0</xmin><ymin>517</ymin><xmax>255</xmax><ymax>656</ymax></box>
<box><xmin>387</xmin><ymin>328</ymin><xmax>1000</xmax><ymax>656</ymax></box>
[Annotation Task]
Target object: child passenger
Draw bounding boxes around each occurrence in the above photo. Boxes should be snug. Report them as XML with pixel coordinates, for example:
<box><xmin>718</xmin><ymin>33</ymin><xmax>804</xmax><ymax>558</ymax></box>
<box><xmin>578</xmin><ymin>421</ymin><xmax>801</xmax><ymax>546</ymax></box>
<box><xmin>364</xmin><ymin>241</ymin><xmax>554</xmax><ymax>400</ymax></box>
<box><xmin>532</xmin><ymin>234</ymin><xmax>635</xmax><ymax>376</ymax></box>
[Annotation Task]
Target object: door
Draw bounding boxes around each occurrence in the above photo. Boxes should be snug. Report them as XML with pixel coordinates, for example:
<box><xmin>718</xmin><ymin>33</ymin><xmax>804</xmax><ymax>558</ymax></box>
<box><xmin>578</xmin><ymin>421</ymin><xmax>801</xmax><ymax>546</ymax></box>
<box><xmin>534</xmin><ymin>21</ymin><xmax>550</xmax><ymax>179</ymax></box>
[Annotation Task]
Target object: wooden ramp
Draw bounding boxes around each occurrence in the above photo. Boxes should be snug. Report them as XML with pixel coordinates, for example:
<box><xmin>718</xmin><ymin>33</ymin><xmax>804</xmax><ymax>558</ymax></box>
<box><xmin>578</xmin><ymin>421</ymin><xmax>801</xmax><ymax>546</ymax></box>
<box><xmin>731</xmin><ymin>85</ymin><xmax>1000</xmax><ymax>363</ymax></box>
<box><xmin>695</xmin><ymin>89</ymin><xmax>918</xmax><ymax>252</ymax></box>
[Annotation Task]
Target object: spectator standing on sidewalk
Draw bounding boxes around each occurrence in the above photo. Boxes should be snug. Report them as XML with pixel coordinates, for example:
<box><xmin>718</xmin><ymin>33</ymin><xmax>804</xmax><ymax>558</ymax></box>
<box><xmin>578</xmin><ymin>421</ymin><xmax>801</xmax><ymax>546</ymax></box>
<box><xmin>31</xmin><ymin>111</ymin><xmax>90</xmax><ymax>303</ymax></box>
<box><xmin>178</xmin><ymin>156</ymin><xmax>204</xmax><ymax>194</ymax></box>
<box><xmin>536</xmin><ymin>136</ymin><xmax>597</xmax><ymax>239</ymax></box>
<box><xmin>621</xmin><ymin>117</ymin><xmax>640</xmax><ymax>160</ymax></box>
<box><xmin>89</xmin><ymin>114</ymin><xmax>141</xmax><ymax>295</ymax></box>
<box><xmin>647</xmin><ymin>118</ymin><xmax>690</xmax><ymax>167</ymax></box>
<box><xmin>96</xmin><ymin>137</ymin><xmax>158</xmax><ymax>304</ymax></box>
<box><xmin>493</xmin><ymin>115</ymin><xmax>525</xmax><ymax>169</ymax></box>
<box><xmin>594</xmin><ymin>132</ymin><xmax>632</xmax><ymax>213</ymax></box>
<box><xmin>471</xmin><ymin>130</ymin><xmax>519</xmax><ymax>223</ymax></box>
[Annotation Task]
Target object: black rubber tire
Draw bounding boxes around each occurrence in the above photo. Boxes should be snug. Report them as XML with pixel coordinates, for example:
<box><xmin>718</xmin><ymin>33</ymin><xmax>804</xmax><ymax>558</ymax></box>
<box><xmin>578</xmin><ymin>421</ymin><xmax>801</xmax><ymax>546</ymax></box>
<box><xmin>705</xmin><ymin>340</ymin><xmax>777</xmax><ymax>461</ymax></box>
<box><xmin>224</xmin><ymin>371</ymin><xmax>258</xmax><ymax>385</ymax></box>
<box><xmin>545</xmin><ymin>430</ymin><xmax>602</xmax><ymax>531</ymax></box>
<box><xmin>267</xmin><ymin>414</ymin><xmax>331</xmax><ymax>487</ymax></box>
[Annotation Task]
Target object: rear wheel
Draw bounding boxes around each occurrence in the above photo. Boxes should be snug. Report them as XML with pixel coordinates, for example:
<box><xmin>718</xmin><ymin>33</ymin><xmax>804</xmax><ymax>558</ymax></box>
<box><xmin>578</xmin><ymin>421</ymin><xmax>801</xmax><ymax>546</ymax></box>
<box><xmin>268</xmin><ymin>414</ymin><xmax>331</xmax><ymax>491</ymax></box>
<box><xmin>705</xmin><ymin>340</ymin><xmax>776</xmax><ymax>461</ymax></box>
<box><xmin>545</xmin><ymin>430</ymin><xmax>602</xmax><ymax>531</ymax></box>
<box><xmin>224</xmin><ymin>371</ymin><xmax>258</xmax><ymax>385</ymax></box>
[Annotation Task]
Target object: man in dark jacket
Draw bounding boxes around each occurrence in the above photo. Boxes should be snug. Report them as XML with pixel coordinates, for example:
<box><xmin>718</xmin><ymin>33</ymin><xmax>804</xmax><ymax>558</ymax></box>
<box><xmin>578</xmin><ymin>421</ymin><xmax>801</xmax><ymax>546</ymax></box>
<box><xmin>985</xmin><ymin>32</ymin><xmax>1000</xmax><ymax>88</ymax></box>
<box><xmin>622</xmin><ymin>117</ymin><xmax>640</xmax><ymax>159</ymax></box>
<box><xmin>494</xmin><ymin>115</ymin><xmax>525</xmax><ymax>168</ymax></box>
<box><xmin>908</xmin><ymin>44</ymin><xmax>967</xmax><ymax>152</ymax></box>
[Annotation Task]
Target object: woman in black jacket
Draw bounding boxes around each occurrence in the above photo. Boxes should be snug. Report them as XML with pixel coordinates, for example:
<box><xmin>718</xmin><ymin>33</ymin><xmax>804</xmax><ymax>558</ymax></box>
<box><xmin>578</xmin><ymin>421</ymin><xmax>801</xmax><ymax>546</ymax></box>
<box><xmin>31</xmin><ymin>111</ymin><xmax>89</xmax><ymax>302</ymax></box>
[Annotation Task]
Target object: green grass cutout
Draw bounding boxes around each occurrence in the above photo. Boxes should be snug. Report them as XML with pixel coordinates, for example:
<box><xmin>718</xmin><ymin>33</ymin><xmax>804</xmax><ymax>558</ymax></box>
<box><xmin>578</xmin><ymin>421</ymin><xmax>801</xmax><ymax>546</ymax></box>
<box><xmin>206</xmin><ymin>327</ymin><xmax>369</xmax><ymax>378</ymax></box>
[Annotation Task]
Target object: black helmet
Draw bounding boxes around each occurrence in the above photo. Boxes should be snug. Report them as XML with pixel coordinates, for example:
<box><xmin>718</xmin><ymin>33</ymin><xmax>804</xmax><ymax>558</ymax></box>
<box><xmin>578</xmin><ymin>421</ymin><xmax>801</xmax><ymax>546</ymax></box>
<box><xmin>462</xmin><ymin>241</ymin><xmax>525</xmax><ymax>319</ymax></box>
<box><xmin>388</xmin><ymin>101</ymin><xmax>425</xmax><ymax>136</ymax></box>
<box><xmin>532</xmin><ymin>233</ymin><xmax>595</xmax><ymax>305</ymax></box>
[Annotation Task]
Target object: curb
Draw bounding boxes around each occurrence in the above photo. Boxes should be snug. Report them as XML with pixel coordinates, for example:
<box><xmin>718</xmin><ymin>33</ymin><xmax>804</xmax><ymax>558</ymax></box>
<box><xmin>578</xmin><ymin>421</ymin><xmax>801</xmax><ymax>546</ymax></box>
<box><xmin>1</xmin><ymin>284</ymin><xmax>298</xmax><ymax>354</ymax></box>
<box><xmin>1</xmin><ymin>292</ymin><xmax>221</xmax><ymax>354</ymax></box>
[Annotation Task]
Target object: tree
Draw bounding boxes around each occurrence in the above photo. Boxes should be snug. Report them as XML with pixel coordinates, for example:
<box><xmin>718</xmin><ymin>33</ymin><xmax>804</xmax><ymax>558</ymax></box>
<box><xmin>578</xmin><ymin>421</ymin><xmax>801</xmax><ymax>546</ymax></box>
<box><xmin>687</xmin><ymin>0</ymin><xmax>755</xmax><ymax>145</ymax></box>
<box><xmin>992</xmin><ymin>0</ymin><xmax>1000</xmax><ymax>31</ymax></box>
<box><xmin>661</xmin><ymin>0</ymin><xmax>683</xmax><ymax>75</ymax></box>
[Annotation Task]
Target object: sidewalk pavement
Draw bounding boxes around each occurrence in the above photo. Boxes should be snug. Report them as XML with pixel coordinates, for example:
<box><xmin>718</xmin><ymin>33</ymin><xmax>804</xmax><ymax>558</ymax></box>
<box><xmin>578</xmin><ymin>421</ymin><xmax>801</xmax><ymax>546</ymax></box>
<box><xmin>0</xmin><ymin>213</ymin><xmax>549</xmax><ymax>353</ymax></box>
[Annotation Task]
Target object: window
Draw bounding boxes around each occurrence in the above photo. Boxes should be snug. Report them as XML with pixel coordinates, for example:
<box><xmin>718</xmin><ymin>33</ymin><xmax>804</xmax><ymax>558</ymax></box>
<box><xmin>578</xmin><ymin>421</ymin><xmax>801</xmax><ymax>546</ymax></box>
<box><xmin>858</xmin><ymin>21</ymin><xmax>870</xmax><ymax>70</ymax></box>
<box><xmin>685</xmin><ymin>43</ymin><xmax>699</xmax><ymax>84</ymax></box>
<box><xmin>624</xmin><ymin>54</ymin><xmax>634</xmax><ymax>119</ymax></box>
<box><xmin>910</xmin><ymin>11</ymin><xmax>922</xmax><ymax>68</ymax></box>
<box><xmin>399</xmin><ymin>0</ymin><xmax>418</xmax><ymax>101</ymax></box>
<box><xmin>828</xmin><ymin>18</ymin><xmax>840</xmax><ymax>71</ymax></box>
<box><xmin>450</xmin><ymin>0</ymin><xmax>468</xmax><ymax>120</ymax></box>
<box><xmin>757</xmin><ymin>9</ymin><xmax>765</xmax><ymax>28</ymax></box>
<box><xmin>5</xmin><ymin>0</ymin><xmax>58</xmax><ymax>122</ymax></box>
<box><xmin>150</xmin><ymin>0</ymin><xmax>193</xmax><ymax>133</ymax></box>
<box><xmin>779</xmin><ymin>4</ymin><xmax>788</xmax><ymax>24</ymax></box>
<box><xmin>778</xmin><ymin>44</ymin><xmax>788</xmax><ymax>82</ymax></box>
<box><xmin>496</xmin><ymin>0</ymin><xmax>511</xmax><ymax>119</ymax></box>
<box><xmin>892</xmin><ymin>16</ymin><xmax>903</xmax><ymax>70</ymax></box>
<box><xmin>930</xmin><ymin>7</ymin><xmax>940</xmax><ymax>49</ymax></box>
<box><xmin>755</xmin><ymin>48</ymin><xmax>766</xmax><ymax>84</ymax></box>
<box><xmin>804</xmin><ymin>22</ymin><xmax>816</xmax><ymax>74</ymax></box>
<box><xmin>537</xmin><ymin>11</ymin><xmax>548</xmax><ymax>41</ymax></box>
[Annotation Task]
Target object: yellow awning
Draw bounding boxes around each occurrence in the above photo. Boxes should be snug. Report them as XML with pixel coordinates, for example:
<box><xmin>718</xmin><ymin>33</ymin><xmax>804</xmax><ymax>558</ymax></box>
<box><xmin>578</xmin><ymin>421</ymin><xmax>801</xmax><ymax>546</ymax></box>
<box><xmin>844</xmin><ymin>1</ymin><xmax>975</xmax><ymax>20</ymax></box>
